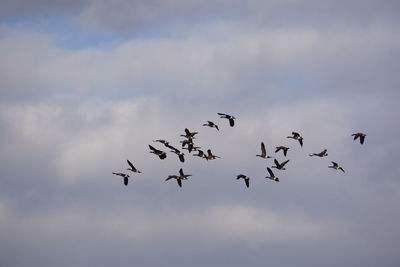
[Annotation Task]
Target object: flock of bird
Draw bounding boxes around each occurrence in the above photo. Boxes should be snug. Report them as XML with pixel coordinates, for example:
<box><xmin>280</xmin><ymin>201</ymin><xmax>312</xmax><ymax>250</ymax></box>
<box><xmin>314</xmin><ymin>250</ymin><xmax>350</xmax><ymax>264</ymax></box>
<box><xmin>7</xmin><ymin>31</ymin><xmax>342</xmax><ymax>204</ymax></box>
<box><xmin>112</xmin><ymin>113</ymin><xmax>367</xmax><ymax>187</ymax></box>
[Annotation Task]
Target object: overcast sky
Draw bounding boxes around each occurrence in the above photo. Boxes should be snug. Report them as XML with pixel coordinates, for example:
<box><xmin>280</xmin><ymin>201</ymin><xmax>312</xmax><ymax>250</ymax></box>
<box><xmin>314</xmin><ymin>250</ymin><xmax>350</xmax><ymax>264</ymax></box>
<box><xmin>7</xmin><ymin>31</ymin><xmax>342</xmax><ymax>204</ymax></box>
<box><xmin>1</xmin><ymin>1</ymin><xmax>400</xmax><ymax>266</ymax></box>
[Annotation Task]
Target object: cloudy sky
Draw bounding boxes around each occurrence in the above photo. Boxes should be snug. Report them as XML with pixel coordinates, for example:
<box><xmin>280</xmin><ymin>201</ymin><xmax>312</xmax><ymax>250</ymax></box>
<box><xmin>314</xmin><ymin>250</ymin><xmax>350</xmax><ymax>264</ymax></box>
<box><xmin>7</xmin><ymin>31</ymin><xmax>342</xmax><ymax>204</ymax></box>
<box><xmin>1</xmin><ymin>1</ymin><xmax>400</xmax><ymax>266</ymax></box>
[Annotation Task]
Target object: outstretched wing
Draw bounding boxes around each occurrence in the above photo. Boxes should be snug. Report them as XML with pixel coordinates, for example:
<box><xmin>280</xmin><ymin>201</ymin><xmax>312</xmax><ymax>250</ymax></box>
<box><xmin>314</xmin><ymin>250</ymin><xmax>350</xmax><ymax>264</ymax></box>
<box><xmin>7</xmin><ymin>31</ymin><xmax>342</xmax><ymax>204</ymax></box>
<box><xmin>236</xmin><ymin>174</ymin><xmax>246</xmax><ymax>179</ymax></box>
<box><xmin>267</xmin><ymin>167</ymin><xmax>274</xmax><ymax>177</ymax></box>
<box><xmin>360</xmin><ymin>135</ymin><xmax>365</xmax><ymax>144</ymax></box>
<box><xmin>261</xmin><ymin>142</ymin><xmax>266</xmax><ymax>156</ymax></box>
<box><xmin>229</xmin><ymin>118</ymin><xmax>235</xmax><ymax>127</ymax></box>
<box><xmin>177</xmin><ymin>179</ymin><xmax>182</xmax><ymax>187</ymax></box>
<box><xmin>292</xmin><ymin>132</ymin><xmax>300</xmax><ymax>137</ymax></box>
<box><xmin>299</xmin><ymin>139</ymin><xmax>303</xmax><ymax>147</ymax></box>
<box><xmin>124</xmin><ymin>177</ymin><xmax>128</xmax><ymax>186</ymax></box>
<box><xmin>127</xmin><ymin>159</ymin><xmax>135</xmax><ymax>169</ymax></box>
<box><xmin>281</xmin><ymin>160</ymin><xmax>290</xmax><ymax>167</ymax></box>
<box><xmin>245</xmin><ymin>178</ymin><xmax>250</xmax><ymax>188</ymax></box>
<box><xmin>179</xmin><ymin>168</ymin><xmax>184</xmax><ymax>176</ymax></box>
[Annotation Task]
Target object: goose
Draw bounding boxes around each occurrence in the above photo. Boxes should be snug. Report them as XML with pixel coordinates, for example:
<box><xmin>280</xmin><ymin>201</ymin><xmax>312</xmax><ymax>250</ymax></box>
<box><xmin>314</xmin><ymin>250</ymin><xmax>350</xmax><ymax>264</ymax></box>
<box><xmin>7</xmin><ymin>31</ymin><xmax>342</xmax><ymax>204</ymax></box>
<box><xmin>207</xmin><ymin>149</ymin><xmax>221</xmax><ymax>160</ymax></box>
<box><xmin>352</xmin><ymin>132</ymin><xmax>366</xmax><ymax>144</ymax></box>
<box><xmin>218</xmin><ymin>112</ymin><xmax>236</xmax><ymax>127</ymax></box>
<box><xmin>266</xmin><ymin>167</ymin><xmax>279</xmax><ymax>182</ymax></box>
<box><xmin>169</xmin><ymin>147</ymin><xmax>185</xmax><ymax>163</ymax></box>
<box><xmin>183</xmin><ymin>145</ymin><xmax>201</xmax><ymax>152</ymax></box>
<box><xmin>112</xmin><ymin>172</ymin><xmax>130</xmax><ymax>186</ymax></box>
<box><xmin>271</xmin><ymin>158</ymin><xmax>290</xmax><ymax>170</ymax></box>
<box><xmin>126</xmin><ymin>160</ymin><xmax>141</xmax><ymax>173</ymax></box>
<box><xmin>328</xmin><ymin>161</ymin><xmax>345</xmax><ymax>173</ymax></box>
<box><xmin>153</xmin><ymin>139</ymin><xmax>169</xmax><ymax>145</ymax></box>
<box><xmin>287</xmin><ymin>132</ymin><xmax>303</xmax><ymax>147</ymax></box>
<box><xmin>203</xmin><ymin>121</ymin><xmax>219</xmax><ymax>131</ymax></box>
<box><xmin>275</xmin><ymin>146</ymin><xmax>290</xmax><ymax>157</ymax></box>
<box><xmin>181</xmin><ymin>128</ymin><xmax>199</xmax><ymax>139</ymax></box>
<box><xmin>309</xmin><ymin>149</ymin><xmax>328</xmax><ymax>157</ymax></box>
<box><xmin>148</xmin><ymin>145</ymin><xmax>167</xmax><ymax>160</ymax></box>
<box><xmin>236</xmin><ymin>174</ymin><xmax>250</xmax><ymax>188</ymax></box>
<box><xmin>165</xmin><ymin>175</ymin><xmax>182</xmax><ymax>187</ymax></box>
<box><xmin>256</xmin><ymin>142</ymin><xmax>273</xmax><ymax>159</ymax></box>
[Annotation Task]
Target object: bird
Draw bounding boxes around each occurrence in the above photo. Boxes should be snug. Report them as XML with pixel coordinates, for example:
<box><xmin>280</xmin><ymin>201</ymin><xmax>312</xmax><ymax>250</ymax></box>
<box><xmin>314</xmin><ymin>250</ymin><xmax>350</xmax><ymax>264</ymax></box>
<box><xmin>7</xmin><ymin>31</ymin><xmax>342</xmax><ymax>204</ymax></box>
<box><xmin>329</xmin><ymin>161</ymin><xmax>345</xmax><ymax>173</ymax></box>
<box><xmin>256</xmin><ymin>142</ymin><xmax>273</xmax><ymax>159</ymax></box>
<box><xmin>266</xmin><ymin>167</ymin><xmax>279</xmax><ymax>182</ymax></box>
<box><xmin>183</xmin><ymin>145</ymin><xmax>201</xmax><ymax>152</ymax></box>
<box><xmin>148</xmin><ymin>145</ymin><xmax>167</xmax><ymax>160</ymax></box>
<box><xmin>181</xmin><ymin>128</ymin><xmax>199</xmax><ymax>139</ymax></box>
<box><xmin>169</xmin><ymin>147</ymin><xmax>185</xmax><ymax>163</ymax></box>
<box><xmin>218</xmin><ymin>112</ymin><xmax>236</xmax><ymax>127</ymax></box>
<box><xmin>126</xmin><ymin>160</ymin><xmax>141</xmax><ymax>173</ymax></box>
<box><xmin>309</xmin><ymin>149</ymin><xmax>328</xmax><ymax>157</ymax></box>
<box><xmin>165</xmin><ymin>175</ymin><xmax>182</xmax><ymax>187</ymax></box>
<box><xmin>236</xmin><ymin>174</ymin><xmax>250</xmax><ymax>188</ymax></box>
<box><xmin>287</xmin><ymin>132</ymin><xmax>303</xmax><ymax>147</ymax></box>
<box><xmin>207</xmin><ymin>149</ymin><xmax>221</xmax><ymax>160</ymax></box>
<box><xmin>272</xmin><ymin>158</ymin><xmax>290</xmax><ymax>170</ymax></box>
<box><xmin>112</xmin><ymin>172</ymin><xmax>130</xmax><ymax>186</ymax></box>
<box><xmin>275</xmin><ymin>146</ymin><xmax>290</xmax><ymax>157</ymax></box>
<box><xmin>352</xmin><ymin>132</ymin><xmax>366</xmax><ymax>144</ymax></box>
<box><xmin>203</xmin><ymin>121</ymin><xmax>219</xmax><ymax>131</ymax></box>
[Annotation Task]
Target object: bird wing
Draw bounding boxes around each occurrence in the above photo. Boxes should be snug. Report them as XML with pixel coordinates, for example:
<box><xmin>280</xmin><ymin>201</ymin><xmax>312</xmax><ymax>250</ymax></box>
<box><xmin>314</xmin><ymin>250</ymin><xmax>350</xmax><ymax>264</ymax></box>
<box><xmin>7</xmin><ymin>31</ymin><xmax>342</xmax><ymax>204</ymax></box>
<box><xmin>267</xmin><ymin>167</ymin><xmax>274</xmax><ymax>177</ymax></box>
<box><xmin>229</xmin><ymin>118</ymin><xmax>235</xmax><ymax>127</ymax></box>
<box><xmin>179</xmin><ymin>168</ymin><xmax>184</xmax><ymax>176</ymax></box>
<box><xmin>360</xmin><ymin>135</ymin><xmax>365</xmax><ymax>144</ymax></box>
<box><xmin>127</xmin><ymin>159</ymin><xmax>134</xmax><ymax>169</ymax></box>
<box><xmin>299</xmin><ymin>139</ymin><xmax>303</xmax><ymax>147</ymax></box>
<box><xmin>281</xmin><ymin>160</ymin><xmax>290</xmax><ymax>167</ymax></box>
<box><xmin>217</xmin><ymin>112</ymin><xmax>228</xmax><ymax>117</ymax></box>
<box><xmin>245</xmin><ymin>178</ymin><xmax>249</xmax><ymax>188</ymax></box>
<box><xmin>261</xmin><ymin>142</ymin><xmax>266</xmax><ymax>156</ymax></box>
<box><xmin>237</xmin><ymin>174</ymin><xmax>245</xmax><ymax>179</ymax></box>
<box><xmin>179</xmin><ymin>154</ymin><xmax>185</xmax><ymax>163</ymax></box>
<box><xmin>177</xmin><ymin>179</ymin><xmax>182</xmax><ymax>187</ymax></box>
<box><xmin>149</xmin><ymin>145</ymin><xmax>156</xmax><ymax>151</ymax></box>
<box><xmin>332</xmin><ymin>161</ymin><xmax>338</xmax><ymax>167</ymax></box>
<box><xmin>283</xmin><ymin>148</ymin><xmax>288</xmax><ymax>157</ymax></box>
<box><xmin>274</xmin><ymin>158</ymin><xmax>279</xmax><ymax>166</ymax></box>
<box><xmin>292</xmin><ymin>132</ymin><xmax>300</xmax><ymax>137</ymax></box>
<box><xmin>124</xmin><ymin>177</ymin><xmax>128</xmax><ymax>186</ymax></box>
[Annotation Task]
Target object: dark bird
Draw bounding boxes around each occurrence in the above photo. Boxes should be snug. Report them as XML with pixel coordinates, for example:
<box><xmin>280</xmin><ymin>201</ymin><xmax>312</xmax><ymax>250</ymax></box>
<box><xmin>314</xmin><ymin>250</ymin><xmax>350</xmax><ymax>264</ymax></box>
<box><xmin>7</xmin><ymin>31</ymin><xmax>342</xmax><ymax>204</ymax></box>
<box><xmin>272</xmin><ymin>158</ymin><xmax>290</xmax><ymax>170</ymax></box>
<box><xmin>329</xmin><ymin>161</ymin><xmax>345</xmax><ymax>173</ymax></box>
<box><xmin>180</xmin><ymin>137</ymin><xmax>194</xmax><ymax>153</ymax></box>
<box><xmin>275</xmin><ymin>146</ymin><xmax>290</xmax><ymax>157</ymax></box>
<box><xmin>287</xmin><ymin>132</ymin><xmax>303</xmax><ymax>147</ymax></box>
<box><xmin>165</xmin><ymin>175</ymin><xmax>182</xmax><ymax>187</ymax></box>
<box><xmin>169</xmin><ymin>147</ymin><xmax>185</xmax><ymax>163</ymax></box>
<box><xmin>218</xmin><ymin>112</ymin><xmax>236</xmax><ymax>127</ymax></box>
<box><xmin>236</xmin><ymin>174</ymin><xmax>250</xmax><ymax>188</ymax></box>
<box><xmin>207</xmin><ymin>149</ymin><xmax>221</xmax><ymax>160</ymax></box>
<box><xmin>256</xmin><ymin>142</ymin><xmax>273</xmax><ymax>159</ymax></box>
<box><xmin>126</xmin><ymin>160</ymin><xmax>141</xmax><ymax>173</ymax></box>
<box><xmin>203</xmin><ymin>121</ymin><xmax>219</xmax><ymax>131</ymax></box>
<box><xmin>309</xmin><ymin>149</ymin><xmax>328</xmax><ymax>157</ymax></box>
<box><xmin>181</xmin><ymin>128</ymin><xmax>199</xmax><ymax>139</ymax></box>
<box><xmin>266</xmin><ymin>167</ymin><xmax>279</xmax><ymax>182</ymax></box>
<box><xmin>112</xmin><ymin>172</ymin><xmax>130</xmax><ymax>186</ymax></box>
<box><xmin>148</xmin><ymin>145</ymin><xmax>167</xmax><ymax>160</ymax></box>
<box><xmin>352</xmin><ymin>132</ymin><xmax>366</xmax><ymax>144</ymax></box>
<box><xmin>183</xmin><ymin>145</ymin><xmax>201</xmax><ymax>152</ymax></box>
<box><xmin>165</xmin><ymin>168</ymin><xmax>192</xmax><ymax>187</ymax></box>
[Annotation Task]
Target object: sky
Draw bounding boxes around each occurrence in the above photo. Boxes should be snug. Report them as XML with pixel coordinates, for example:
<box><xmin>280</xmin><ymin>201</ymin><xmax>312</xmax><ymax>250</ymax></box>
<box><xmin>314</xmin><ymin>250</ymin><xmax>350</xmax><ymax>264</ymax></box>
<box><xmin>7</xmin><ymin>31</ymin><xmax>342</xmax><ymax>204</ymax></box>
<box><xmin>1</xmin><ymin>1</ymin><xmax>400</xmax><ymax>266</ymax></box>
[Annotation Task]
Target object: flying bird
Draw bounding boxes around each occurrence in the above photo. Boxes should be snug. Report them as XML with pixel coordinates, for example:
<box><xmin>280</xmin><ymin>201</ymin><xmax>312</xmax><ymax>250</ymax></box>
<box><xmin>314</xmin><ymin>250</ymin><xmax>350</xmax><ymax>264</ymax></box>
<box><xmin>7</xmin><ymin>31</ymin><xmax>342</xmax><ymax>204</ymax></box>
<box><xmin>203</xmin><ymin>121</ymin><xmax>219</xmax><ymax>131</ymax></box>
<box><xmin>169</xmin><ymin>147</ymin><xmax>185</xmax><ymax>163</ymax></box>
<box><xmin>275</xmin><ymin>146</ymin><xmax>290</xmax><ymax>157</ymax></box>
<box><xmin>352</xmin><ymin>132</ymin><xmax>366</xmax><ymax>144</ymax></box>
<box><xmin>256</xmin><ymin>142</ymin><xmax>273</xmax><ymax>159</ymax></box>
<box><xmin>148</xmin><ymin>145</ymin><xmax>167</xmax><ymax>160</ymax></box>
<box><xmin>329</xmin><ymin>161</ymin><xmax>345</xmax><ymax>173</ymax></box>
<box><xmin>218</xmin><ymin>112</ymin><xmax>236</xmax><ymax>127</ymax></box>
<box><xmin>266</xmin><ymin>167</ymin><xmax>279</xmax><ymax>182</ymax></box>
<box><xmin>236</xmin><ymin>174</ymin><xmax>250</xmax><ymax>188</ymax></box>
<box><xmin>112</xmin><ymin>172</ymin><xmax>130</xmax><ymax>186</ymax></box>
<box><xmin>309</xmin><ymin>149</ymin><xmax>328</xmax><ymax>157</ymax></box>
<box><xmin>272</xmin><ymin>158</ymin><xmax>290</xmax><ymax>170</ymax></box>
<box><xmin>126</xmin><ymin>160</ymin><xmax>141</xmax><ymax>173</ymax></box>
<box><xmin>178</xmin><ymin>168</ymin><xmax>192</xmax><ymax>180</ymax></box>
<box><xmin>181</xmin><ymin>128</ymin><xmax>199</xmax><ymax>139</ymax></box>
<box><xmin>287</xmin><ymin>132</ymin><xmax>303</xmax><ymax>147</ymax></box>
